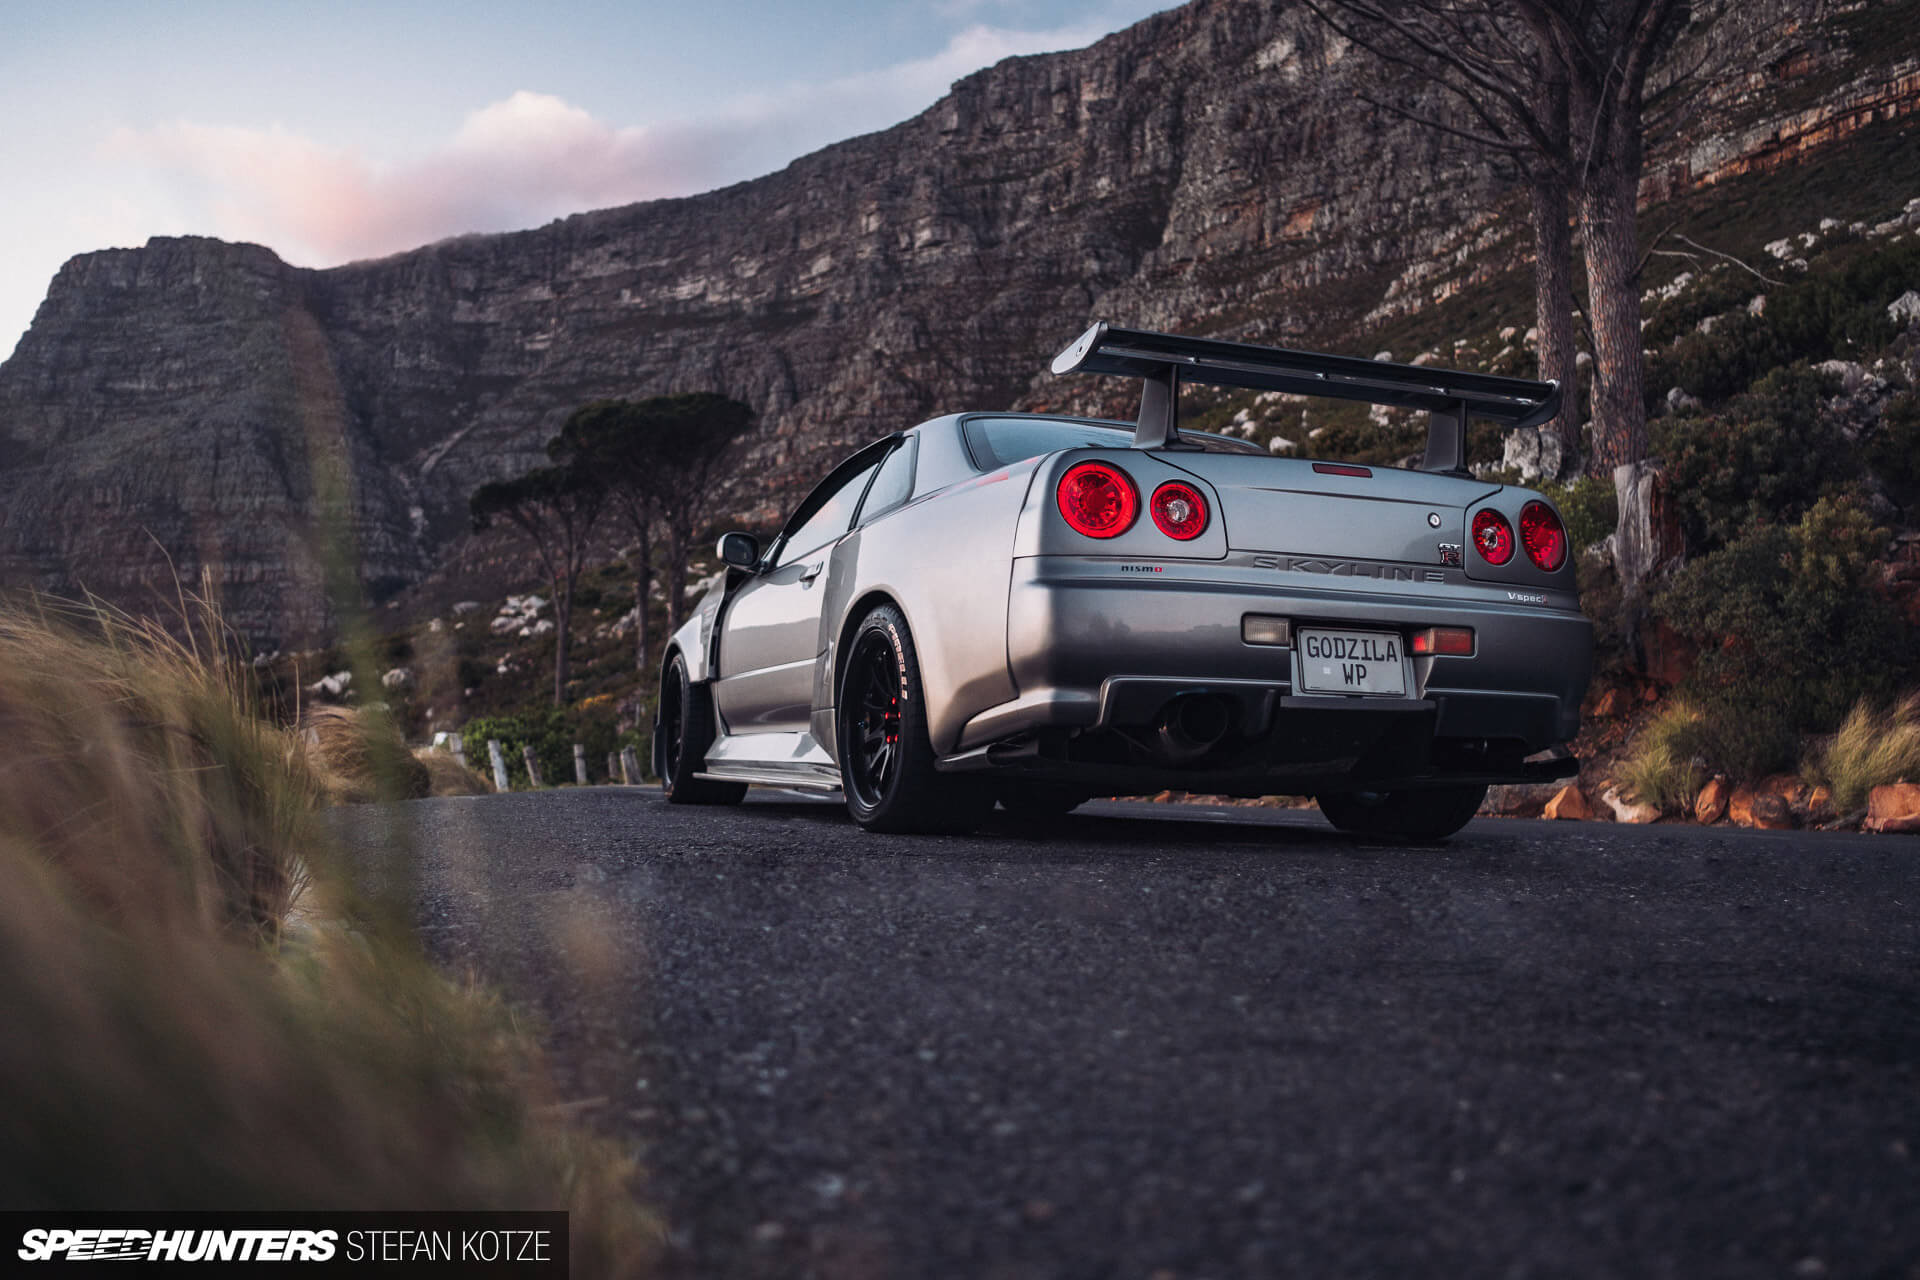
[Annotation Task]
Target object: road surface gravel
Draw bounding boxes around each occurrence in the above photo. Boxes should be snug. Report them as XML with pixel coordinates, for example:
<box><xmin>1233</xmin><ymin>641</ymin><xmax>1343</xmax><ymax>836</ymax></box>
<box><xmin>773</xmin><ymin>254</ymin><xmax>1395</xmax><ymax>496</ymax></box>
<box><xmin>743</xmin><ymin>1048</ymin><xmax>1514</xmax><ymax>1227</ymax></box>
<box><xmin>343</xmin><ymin>790</ymin><xmax>1920</xmax><ymax>1279</ymax></box>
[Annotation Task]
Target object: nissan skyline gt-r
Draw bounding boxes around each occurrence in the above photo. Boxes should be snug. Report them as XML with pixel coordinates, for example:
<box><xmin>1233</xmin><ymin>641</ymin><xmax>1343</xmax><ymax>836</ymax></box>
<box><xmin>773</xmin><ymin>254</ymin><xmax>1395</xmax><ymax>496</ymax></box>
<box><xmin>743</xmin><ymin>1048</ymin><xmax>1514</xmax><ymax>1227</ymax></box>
<box><xmin>654</xmin><ymin>323</ymin><xmax>1591</xmax><ymax>840</ymax></box>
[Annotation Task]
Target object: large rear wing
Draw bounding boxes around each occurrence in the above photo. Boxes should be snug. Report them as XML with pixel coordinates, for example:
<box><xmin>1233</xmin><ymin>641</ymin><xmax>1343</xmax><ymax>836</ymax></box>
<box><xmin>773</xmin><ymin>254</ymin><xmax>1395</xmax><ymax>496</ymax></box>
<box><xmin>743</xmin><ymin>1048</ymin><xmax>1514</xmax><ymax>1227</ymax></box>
<box><xmin>1049</xmin><ymin>322</ymin><xmax>1561</xmax><ymax>474</ymax></box>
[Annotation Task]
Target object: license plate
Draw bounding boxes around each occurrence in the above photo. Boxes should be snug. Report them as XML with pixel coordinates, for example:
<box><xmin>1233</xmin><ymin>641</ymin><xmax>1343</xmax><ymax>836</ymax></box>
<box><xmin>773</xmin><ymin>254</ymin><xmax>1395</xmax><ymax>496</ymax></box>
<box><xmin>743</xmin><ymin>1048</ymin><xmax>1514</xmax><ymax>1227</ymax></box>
<box><xmin>1296</xmin><ymin>628</ymin><xmax>1407</xmax><ymax>696</ymax></box>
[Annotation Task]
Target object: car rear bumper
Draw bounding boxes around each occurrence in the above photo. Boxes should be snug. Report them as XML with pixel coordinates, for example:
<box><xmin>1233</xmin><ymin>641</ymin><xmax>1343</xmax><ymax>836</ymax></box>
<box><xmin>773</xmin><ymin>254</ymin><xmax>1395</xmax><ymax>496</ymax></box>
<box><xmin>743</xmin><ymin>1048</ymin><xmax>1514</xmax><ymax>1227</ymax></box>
<box><xmin>946</xmin><ymin>554</ymin><xmax>1591</xmax><ymax>788</ymax></box>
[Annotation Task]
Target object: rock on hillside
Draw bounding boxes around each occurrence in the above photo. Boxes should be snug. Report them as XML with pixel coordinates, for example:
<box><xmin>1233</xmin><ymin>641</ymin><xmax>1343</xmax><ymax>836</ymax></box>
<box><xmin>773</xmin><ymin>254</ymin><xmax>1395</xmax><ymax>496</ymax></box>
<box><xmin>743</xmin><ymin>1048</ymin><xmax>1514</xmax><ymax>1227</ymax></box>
<box><xmin>0</xmin><ymin>0</ymin><xmax>1910</xmax><ymax>645</ymax></box>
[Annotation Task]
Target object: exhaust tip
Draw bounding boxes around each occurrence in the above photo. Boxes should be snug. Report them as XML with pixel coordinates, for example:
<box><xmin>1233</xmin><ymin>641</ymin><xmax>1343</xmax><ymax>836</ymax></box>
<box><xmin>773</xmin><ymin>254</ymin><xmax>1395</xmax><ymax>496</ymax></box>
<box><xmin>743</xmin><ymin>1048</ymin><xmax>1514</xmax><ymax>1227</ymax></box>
<box><xmin>1155</xmin><ymin>693</ymin><xmax>1231</xmax><ymax>761</ymax></box>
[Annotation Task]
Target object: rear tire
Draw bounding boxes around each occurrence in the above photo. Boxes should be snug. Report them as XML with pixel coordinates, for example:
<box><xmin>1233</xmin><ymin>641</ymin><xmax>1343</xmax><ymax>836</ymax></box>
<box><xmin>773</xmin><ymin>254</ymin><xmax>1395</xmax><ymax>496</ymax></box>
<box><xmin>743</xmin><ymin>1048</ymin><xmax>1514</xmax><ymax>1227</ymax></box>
<box><xmin>656</xmin><ymin>652</ymin><xmax>747</xmax><ymax>806</ymax></box>
<box><xmin>837</xmin><ymin>605</ymin><xmax>991</xmax><ymax>834</ymax></box>
<box><xmin>1316</xmin><ymin>785</ymin><xmax>1487</xmax><ymax>841</ymax></box>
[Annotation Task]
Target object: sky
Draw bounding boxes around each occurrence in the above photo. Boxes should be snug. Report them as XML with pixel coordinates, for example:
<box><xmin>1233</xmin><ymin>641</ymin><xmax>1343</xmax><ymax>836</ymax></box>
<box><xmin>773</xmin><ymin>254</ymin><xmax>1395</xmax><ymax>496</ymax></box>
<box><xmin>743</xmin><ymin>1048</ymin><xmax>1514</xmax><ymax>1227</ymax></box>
<box><xmin>0</xmin><ymin>0</ymin><xmax>1173</xmax><ymax>362</ymax></box>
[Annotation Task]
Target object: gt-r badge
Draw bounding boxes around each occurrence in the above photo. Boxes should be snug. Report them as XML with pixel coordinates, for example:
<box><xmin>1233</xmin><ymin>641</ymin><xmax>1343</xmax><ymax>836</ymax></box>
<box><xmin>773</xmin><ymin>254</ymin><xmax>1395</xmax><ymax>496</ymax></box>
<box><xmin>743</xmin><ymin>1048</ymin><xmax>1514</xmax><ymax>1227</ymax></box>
<box><xmin>1437</xmin><ymin>543</ymin><xmax>1463</xmax><ymax>567</ymax></box>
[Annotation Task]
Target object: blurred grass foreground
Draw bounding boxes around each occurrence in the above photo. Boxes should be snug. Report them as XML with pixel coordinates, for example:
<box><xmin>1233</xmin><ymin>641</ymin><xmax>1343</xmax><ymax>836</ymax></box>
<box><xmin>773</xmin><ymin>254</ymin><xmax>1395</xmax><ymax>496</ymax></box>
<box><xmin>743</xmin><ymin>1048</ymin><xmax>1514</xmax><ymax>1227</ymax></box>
<box><xmin>0</xmin><ymin>598</ymin><xmax>656</xmax><ymax>1274</ymax></box>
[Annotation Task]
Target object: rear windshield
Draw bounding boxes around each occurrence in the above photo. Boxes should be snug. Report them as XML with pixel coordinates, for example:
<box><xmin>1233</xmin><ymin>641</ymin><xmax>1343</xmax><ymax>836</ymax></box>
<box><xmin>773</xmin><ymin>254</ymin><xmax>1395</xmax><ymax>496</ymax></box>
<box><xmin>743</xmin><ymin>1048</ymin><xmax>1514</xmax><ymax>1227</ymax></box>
<box><xmin>962</xmin><ymin>415</ymin><xmax>1262</xmax><ymax>469</ymax></box>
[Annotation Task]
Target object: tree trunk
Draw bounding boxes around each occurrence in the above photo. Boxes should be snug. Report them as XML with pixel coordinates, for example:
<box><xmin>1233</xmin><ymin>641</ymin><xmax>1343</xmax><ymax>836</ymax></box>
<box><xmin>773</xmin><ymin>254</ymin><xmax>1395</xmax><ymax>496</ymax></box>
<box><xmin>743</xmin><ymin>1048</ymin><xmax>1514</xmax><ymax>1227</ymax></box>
<box><xmin>552</xmin><ymin>571</ymin><xmax>571</xmax><ymax>706</ymax></box>
<box><xmin>1528</xmin><ymin>175</ymin><xmax>1581</xmax><ymax>471</ymax></box>
<box><xmin>666</xmin><ymin>521</ymin><xmax>690</xmax><ymax>636</ymax></box>
<box><xmin>1579</xmin><ymin>163</ymin><xmax>1649</xmax><ymax>479</ymax></box>
<box><xmin>630</xmin><ymin>523</ymin><xmax>653</xmax><ymax>673</ymax></box>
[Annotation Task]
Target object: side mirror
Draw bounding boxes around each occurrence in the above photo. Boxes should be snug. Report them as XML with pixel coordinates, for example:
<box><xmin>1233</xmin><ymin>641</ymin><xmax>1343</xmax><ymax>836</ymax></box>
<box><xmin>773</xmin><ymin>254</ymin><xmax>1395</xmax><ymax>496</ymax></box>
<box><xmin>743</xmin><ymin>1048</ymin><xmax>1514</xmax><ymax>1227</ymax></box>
<box><xmin>717</xmin><ymin>531</ymin><xmax>761</xmax><ymax>570</ymax></box>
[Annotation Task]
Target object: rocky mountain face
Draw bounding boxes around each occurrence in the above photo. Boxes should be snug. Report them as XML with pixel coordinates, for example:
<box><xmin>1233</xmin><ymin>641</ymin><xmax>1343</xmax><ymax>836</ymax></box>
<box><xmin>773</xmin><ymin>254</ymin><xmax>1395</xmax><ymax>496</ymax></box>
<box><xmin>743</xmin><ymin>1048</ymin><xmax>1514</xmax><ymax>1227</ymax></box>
<box><xmin>1</xmin><ymin>0</ymin><xmax>1911</xmax><ymax>645</ymax></box>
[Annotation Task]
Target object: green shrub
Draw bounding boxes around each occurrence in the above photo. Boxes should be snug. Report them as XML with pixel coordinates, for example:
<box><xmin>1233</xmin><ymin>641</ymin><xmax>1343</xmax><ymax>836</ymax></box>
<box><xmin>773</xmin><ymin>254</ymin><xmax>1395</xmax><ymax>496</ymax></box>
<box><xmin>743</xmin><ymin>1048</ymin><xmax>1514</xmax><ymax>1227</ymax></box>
<box><xmin>1640</xmin><ymin>269</ymin><xmax>1756</xmax><ymax>350</ymax></box>
<box><xmin>460</xmin><ymin>704</ymin><xmax>621</xmax><ymax>787</ymax></box>
<box><xmin>1804</xmin><ymin>691</ymin><xmax>1920</xmax><ymax>813</ymax></box>
<box><xmin>1864</xmin><ymin>392</ymin><xmax>1920</xmax><ymax>513</ymax></box>
<box><xmin>1655</xmin><ymin>497</ymin><xmax>1907</xmax><ymax>743</ymax></box>
<box><xmin>1646</xmin><ymin>237</ymin><xmax>1920</xmax><ymax>406</ymax></box>
<box><xmin>1652</xmin><ymin>365</ymin><xmax>1857</xmax><ymax>551</ymax></box>
<box><xmin>1539</xmin><ymin>474</ymin><xmax>1618</xmax><ymax>551</ymax></box>
<box><xmin>1618</xmin><ymin>701</ymin><xmax>1713</xmax><ymax>811</ymax></box>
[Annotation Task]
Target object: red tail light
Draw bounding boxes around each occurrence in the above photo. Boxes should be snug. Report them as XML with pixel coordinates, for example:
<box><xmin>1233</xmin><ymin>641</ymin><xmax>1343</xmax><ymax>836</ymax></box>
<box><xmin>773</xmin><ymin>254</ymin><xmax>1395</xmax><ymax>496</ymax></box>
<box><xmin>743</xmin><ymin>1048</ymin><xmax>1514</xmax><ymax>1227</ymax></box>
<box><xmin>1411</xmin><ymin>626</ymin><xmax>1475</xmax><ymax>656</ymax></box>
<box><xmin>1471</xmin><ymin>509</ymin><xmax>1514</xmax><ymax>565</ymax></box>
<box><xmin>1149</xmin><ymin>481</ymin><xmax>1209</xmax><ymax>540</ymax></box>
<box><xmin>1057</xmin><ymin>462</ymin><xmax>1138</xmax><ymax>538</ymax></box>
<box><xmin>1519</xmin><ymin>501</ymin><xmax>1568</xmax><ymax>571</ymax></box>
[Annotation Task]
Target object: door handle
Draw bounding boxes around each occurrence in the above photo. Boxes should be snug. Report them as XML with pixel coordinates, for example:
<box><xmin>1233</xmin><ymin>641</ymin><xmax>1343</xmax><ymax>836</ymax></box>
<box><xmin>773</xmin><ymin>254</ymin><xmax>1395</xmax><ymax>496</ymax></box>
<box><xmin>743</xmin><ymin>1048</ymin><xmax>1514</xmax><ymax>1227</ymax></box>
<box><xmin>798</xmin><ymin>561</ymin><xmax>824</xmax><ymax>585</ymax></box>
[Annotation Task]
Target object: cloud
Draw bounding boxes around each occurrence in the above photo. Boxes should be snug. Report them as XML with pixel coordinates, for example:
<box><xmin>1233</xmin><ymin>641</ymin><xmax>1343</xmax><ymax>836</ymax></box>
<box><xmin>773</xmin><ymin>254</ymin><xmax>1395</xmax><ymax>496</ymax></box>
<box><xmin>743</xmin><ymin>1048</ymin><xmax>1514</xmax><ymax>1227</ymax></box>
<box><xmin>102</xmin><ymin>14</ymin><xmax>1144</xmax><ymax>267</ymax></box>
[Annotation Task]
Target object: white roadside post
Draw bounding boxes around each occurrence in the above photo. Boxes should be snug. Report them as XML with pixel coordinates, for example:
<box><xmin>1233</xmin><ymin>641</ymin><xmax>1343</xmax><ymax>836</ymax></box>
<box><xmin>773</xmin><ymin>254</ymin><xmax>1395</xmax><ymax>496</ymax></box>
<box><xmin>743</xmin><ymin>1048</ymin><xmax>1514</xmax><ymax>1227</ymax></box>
<box><xmin>607</xmin><ymin>753</ymin><xmax>620</xmax><ymax>785</ymax></box>
<box><xmin>621</xmin><ymin>746</ymin><xmax>642</xmax><ymax>785</ymax></box>
<box><xmin>487</xmin><ymin>739</ymin><xmax>510</xmax><ymax>792</ymax></box>
<box><xmin>448</xmin><ymin>732</ymin><xmax>466</xmax><ymax>770</ymax></box>
<box><xmin>573</xmin><ymin>743</ymin><xmax>589</xmax><ymax>786</ymax></box>
<box><xmin>522</xmin><ymin>745</ymin><xmax>543</xmax><ymax>788</ymax></box>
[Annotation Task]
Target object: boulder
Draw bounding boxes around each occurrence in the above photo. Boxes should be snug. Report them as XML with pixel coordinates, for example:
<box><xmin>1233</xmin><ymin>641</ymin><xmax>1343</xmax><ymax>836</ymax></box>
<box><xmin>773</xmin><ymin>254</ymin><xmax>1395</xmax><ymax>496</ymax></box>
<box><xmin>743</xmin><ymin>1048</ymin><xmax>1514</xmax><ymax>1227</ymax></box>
<box><xmin>1803</xmin><ymin>785</ymin><xmax>1835</xmax><ymax>823</ymax></box>
<box><xmin>1500</xmin><ymin>425</ymin><xmax>1566</xmax><ymax>483</ymax></box>
<box><xmin>1864</xmin><ymin>782</ymin><xmax>1920</xmax><ymax>834</ymax></box>
<box><xmin>1591</xmin><ymin>686</ymin><xmax>1631</xmax><ymax>718</ymax></box>
<box><xmin>1694</xmin><ymin>775</ymin><xmax>1731</xmax><ymax>824</ymax></box>
<box><xmin>1889</xmin><ymin>290</ymin><xmax>1920</xmax><ymax>327</ymax></box>
<box><xmin>380</xmin><ymin>666</ymin><xmax>412</xmax><ymax>691</ymax></box>
<box><xmin>1481</xmin><ymin>782</ymin><xmax>1563</xmax><ymax>818</ymax></box>
<box><xmin>1729</xmin><ymin>786</ymin><xmax>1796</xmax><ymax>830</ymax></box>
<box><xmin>1600</xmin><ymin>786</ymin><xmax>1659</xmax><ymax>824</ymax></box>
<box><xmin>1543</xmin><ymin>784</ymin><xmax>1596</xmax><ymax>821</ymax></box>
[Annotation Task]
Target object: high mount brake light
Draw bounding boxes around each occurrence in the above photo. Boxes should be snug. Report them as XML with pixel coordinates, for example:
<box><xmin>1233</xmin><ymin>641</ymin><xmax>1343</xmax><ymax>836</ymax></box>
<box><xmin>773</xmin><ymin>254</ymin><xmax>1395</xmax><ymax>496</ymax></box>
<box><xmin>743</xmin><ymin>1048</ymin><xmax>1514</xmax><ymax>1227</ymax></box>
<box><xmin>1472</xmin><ymin>509</ymin><xmax>1514</xmax><ymax>566</ymax></box>
<box><xmin>1520</xmin><ymin>501</ymin><xmax>1568</xmax><ymax>572</ymax></box>
<box><xmin>1313</xmin><ymin>463</ymin><xmax>1372</xmax><ymax>478</ymax></box>
<box><xmin>1057</xmin><ymin>462</ymin><xmax>1138</xmax><ymax>538</ymax></box>
<box><xmin>1149</xmin><ymin>481</ymin><xmax>1209</xmax><ymax>540</ymax></box>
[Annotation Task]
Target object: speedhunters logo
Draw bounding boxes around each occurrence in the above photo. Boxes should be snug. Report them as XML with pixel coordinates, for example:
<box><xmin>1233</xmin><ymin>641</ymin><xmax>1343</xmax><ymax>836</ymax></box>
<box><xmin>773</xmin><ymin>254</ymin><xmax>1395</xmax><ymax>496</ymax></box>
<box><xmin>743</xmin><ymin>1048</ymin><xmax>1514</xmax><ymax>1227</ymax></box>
<box><xmin>19</xmin><ymin>1229</ymin><xmax>336</xmax><ymax>1263</ymax></box>
<box><xmin>8</xmin><ymin>1214</ymin><xmax>567</xmax><ymax>1274</ymax></box>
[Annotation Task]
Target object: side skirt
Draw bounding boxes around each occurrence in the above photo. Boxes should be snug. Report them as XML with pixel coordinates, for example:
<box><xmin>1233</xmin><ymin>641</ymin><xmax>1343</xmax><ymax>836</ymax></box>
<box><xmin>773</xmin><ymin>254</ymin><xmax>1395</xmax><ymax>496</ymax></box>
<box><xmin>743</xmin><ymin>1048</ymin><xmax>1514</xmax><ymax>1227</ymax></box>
<box><xmin>696</xmin><ymin>729</ymin><xmax>844</xmax><ymax>793</ymax></box>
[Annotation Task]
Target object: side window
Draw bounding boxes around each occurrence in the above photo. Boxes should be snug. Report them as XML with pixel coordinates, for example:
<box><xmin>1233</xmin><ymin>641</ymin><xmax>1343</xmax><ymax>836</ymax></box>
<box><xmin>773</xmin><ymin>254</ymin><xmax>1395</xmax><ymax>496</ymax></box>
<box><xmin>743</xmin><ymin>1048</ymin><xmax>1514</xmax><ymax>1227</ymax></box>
<box><xmin>773</xmin><ymin>460</ymin><xmax>880</xmax><ymax>567</ymax></box>
<box><xmin>856</xmin><ymin>439</ymin><xmax>916</xmax><ymax>526</ymax></box>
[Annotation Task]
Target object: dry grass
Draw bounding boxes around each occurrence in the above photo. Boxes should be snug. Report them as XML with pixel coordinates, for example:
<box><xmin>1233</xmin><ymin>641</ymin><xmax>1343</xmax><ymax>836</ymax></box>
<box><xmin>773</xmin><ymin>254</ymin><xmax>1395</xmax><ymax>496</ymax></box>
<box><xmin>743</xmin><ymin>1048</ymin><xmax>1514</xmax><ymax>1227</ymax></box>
<box><xmin>1805</xmin><ymin>691</ymin><xmax>1920</xmax><ymax>813</ymax></box>
<box><xmin>303</xmin><ymin>704</ymin><xmax>432</xmax><ymax>803</ymax></box>
<box><xmin>1618</xmin><ymin>701</ymin><xmax>1713</xmax><ymax>814</ymax></box>
<box><xmin>416</xmin><ymin>747</ymin><xmax>493</xmax><ymax>796</ymax></box>
<box><xmin>0</xmin><ymin>599</ymin><xmax>657</xmax><ymax>1272</ymax></box>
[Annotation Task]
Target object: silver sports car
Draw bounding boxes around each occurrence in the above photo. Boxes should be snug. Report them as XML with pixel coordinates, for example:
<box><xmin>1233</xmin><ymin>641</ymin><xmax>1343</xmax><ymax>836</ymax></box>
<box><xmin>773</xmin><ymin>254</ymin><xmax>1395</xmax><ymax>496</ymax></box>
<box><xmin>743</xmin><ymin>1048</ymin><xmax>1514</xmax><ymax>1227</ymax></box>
<box><xmin>655</xmin><ymin>324</ymin><xmax>1591</xmax><ymax>839</ymax></box>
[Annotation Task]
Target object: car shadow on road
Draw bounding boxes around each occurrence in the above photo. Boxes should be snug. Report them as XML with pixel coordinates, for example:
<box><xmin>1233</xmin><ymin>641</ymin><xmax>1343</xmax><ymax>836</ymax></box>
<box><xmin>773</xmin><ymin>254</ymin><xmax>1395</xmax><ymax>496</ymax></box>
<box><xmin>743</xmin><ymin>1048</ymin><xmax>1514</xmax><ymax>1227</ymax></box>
<box><xmin>730</xmin><ymin>791</ymin><xmax>1511</xmax><ymax>863</ymax></box>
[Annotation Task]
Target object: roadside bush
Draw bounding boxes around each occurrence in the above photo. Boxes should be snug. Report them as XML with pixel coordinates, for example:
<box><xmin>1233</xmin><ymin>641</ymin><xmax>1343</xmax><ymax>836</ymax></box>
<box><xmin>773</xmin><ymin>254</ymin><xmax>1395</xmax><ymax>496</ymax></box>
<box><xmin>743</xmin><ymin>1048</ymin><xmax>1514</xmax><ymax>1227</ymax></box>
<box><xmin>0</xmin><ymin>601</ymin><xmax>658</xmax><ymax>1270</ymax></box>
<box><xmin>1864</xmin><ymin>391</ymin><xmax>1920</xmax><ymax>514</ymax></box>
<box><xmin>1655</xmin><ymin>497</ymin><xmax>1907</xmax><ymax>744</ymax></box>
<box><xmin>461</xmin><ymin>703</ymin><xmax>621</xmax><ymax>787</ymax></box>
<box><xmin>1619</xmin><ymin>701</ymin><xmax>1713</xmax><ymax>811</ymax></box>
<box><xmin>304</xmin><ymin>704</ymin><xmax>432</xmax><ymax>804</ymax></box>
<box><xmin>1650</xmin><ymin>311</ymin><xmax>1790</xmax><ymax>405</ymax></box>
<box><xmin>1640</xmin><ymin>268</ymin><xmax>1756</xmax><ymax>350</ymax></box>
<box><xmin>1539</xmin><ymin>474</ymin><xmax>1618</xmax><ymax>551</ymax></box>
<box><xmin>1652</xmin><ymin>365</ymin><xmax>1856</xmax><ymax>552</ymax></box>
<box><xmin>1646</xmin><ymin>238</ymin><xmax>1920</xmax><ymax>406</ymax></box>
<box><xmin>1804</xmin><ymin>691</ymin><xmax>1920</xmax><ymax>813</ymax></box>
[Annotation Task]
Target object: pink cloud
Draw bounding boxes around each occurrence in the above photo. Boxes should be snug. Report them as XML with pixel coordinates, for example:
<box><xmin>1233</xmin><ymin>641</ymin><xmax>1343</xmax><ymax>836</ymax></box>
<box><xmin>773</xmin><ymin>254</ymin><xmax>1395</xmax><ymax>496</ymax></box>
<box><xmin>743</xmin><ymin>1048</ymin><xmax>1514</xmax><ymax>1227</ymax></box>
<box><xmin>98</xmin><ymin>16</ymin><xmax>1139</xmax><ymax>267</ymax></box>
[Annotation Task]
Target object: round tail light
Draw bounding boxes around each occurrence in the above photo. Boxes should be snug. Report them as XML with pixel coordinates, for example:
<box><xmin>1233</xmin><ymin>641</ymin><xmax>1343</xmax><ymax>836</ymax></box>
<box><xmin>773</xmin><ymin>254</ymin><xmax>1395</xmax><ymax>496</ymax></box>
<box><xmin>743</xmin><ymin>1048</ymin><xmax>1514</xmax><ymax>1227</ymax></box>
<box><xmin>1471</xmin><ymin>509</ymin><xmax>1514</xmax><ymax>565</ymax></box>
<box><xmin>1056</xmin><ymin>462</ymin><xmax>1138</xmax><ymax>538</ymax></box>
<box><xmin>1149</xmin><ymin>481</ymin><xmax>1209</xmax><ymax>540</ymax></box>
<box><xmin>1520</xmin><ymin>501</ymin><xmax>1568</xmax><ymax>571</ymax></box>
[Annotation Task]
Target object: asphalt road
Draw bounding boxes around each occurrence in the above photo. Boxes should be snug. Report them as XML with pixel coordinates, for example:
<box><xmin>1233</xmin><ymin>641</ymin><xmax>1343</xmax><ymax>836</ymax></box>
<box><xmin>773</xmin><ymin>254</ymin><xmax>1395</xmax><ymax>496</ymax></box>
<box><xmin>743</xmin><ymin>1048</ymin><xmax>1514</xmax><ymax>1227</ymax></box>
<box><xmin>352</xmin><ymin>790</ymin><xmax>1920</xmax><ymax>1279</ymax></box>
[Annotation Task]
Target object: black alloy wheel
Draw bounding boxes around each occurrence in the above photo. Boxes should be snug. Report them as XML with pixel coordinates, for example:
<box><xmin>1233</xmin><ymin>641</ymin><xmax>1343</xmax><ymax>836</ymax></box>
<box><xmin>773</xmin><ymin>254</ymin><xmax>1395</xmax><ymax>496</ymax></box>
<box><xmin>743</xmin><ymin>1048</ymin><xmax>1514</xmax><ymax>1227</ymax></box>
<box><xmin>836</xmin><ymin>604</ymin><xmax>991</xmax><ymax>834</ymax></box>
<box><xmin>657</xmin><ymin>652</ymin><xmax>747</xmax><ymax>806</ymax></box>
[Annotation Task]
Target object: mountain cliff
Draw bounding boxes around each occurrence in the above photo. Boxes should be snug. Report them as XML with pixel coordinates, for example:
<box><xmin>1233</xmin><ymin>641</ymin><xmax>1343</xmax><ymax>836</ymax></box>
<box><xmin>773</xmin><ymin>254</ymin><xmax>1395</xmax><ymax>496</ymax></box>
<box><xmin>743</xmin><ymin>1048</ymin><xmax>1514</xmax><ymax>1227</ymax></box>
<box><xmin>1</xmin><ymin>0</ymin><xmax>1912</xmax><ymax>644</ymax></box>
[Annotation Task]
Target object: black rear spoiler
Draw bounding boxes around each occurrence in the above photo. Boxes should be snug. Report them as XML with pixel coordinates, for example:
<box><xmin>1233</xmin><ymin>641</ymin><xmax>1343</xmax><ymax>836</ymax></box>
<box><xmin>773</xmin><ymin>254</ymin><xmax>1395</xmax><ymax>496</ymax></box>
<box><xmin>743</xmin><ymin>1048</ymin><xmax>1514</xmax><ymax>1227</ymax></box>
<box><xmin>1049</xmin><ymin>322</ymin><xmax>1561</xmax><ymax>474</ymax></box>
